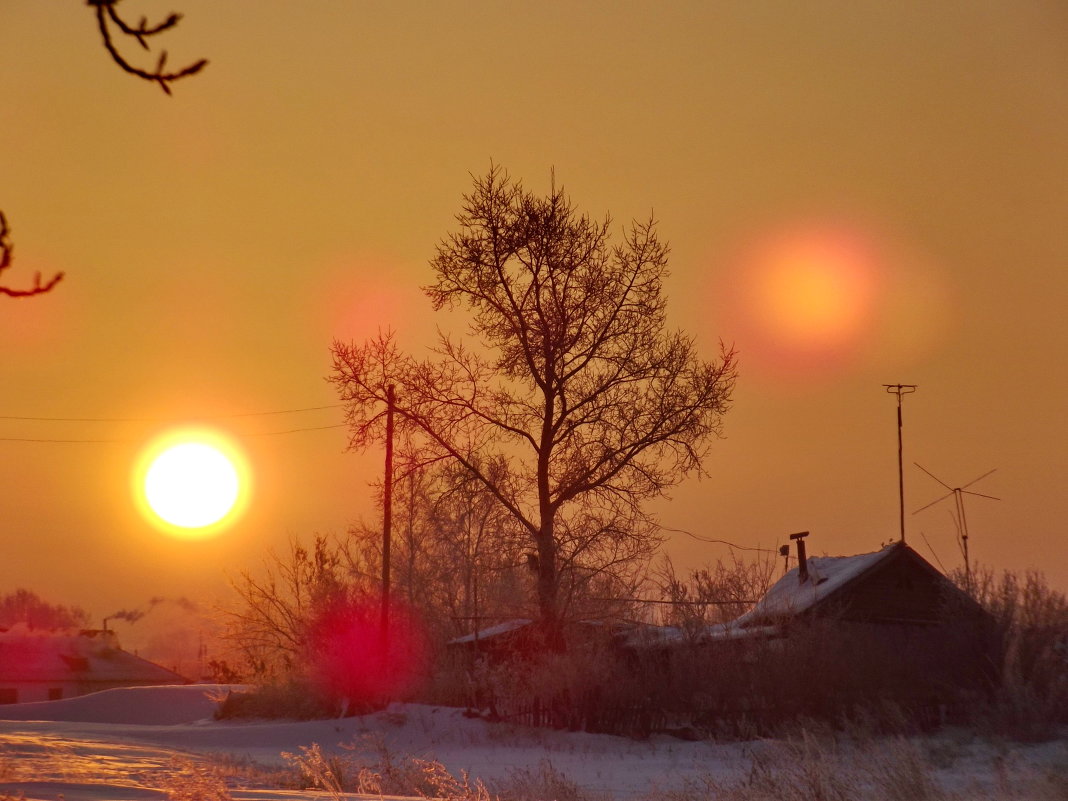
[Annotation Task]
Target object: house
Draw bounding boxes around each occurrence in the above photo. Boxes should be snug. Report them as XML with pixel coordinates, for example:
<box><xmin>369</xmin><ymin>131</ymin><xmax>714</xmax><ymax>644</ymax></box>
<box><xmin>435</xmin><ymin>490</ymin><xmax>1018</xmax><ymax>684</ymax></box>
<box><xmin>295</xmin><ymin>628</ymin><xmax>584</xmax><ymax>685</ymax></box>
<box><xmin>0</xmin><ymin>626</ymin><xmax>188</xmax><ymax>704</ymax></box>
<box><xmin>621</xmin><ymin>536</ymin><xmax>999</xmax><ymax>730</ymax></box>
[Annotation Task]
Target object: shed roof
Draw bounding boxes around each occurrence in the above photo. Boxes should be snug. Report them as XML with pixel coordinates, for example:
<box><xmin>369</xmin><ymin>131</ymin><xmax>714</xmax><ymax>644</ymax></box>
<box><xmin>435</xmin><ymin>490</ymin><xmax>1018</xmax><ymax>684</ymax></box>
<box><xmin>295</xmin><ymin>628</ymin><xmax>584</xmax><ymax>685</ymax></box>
<box><xmin>447</xmin><ymin>618</ymin><xmax>534</xmax><ymax>646</ymax></box>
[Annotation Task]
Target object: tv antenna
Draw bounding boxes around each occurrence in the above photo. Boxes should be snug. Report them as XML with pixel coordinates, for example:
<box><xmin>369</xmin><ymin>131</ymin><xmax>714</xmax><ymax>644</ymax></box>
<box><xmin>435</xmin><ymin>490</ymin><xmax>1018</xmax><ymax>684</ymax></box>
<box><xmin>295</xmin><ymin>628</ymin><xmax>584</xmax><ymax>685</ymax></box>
<box><xmin>912</xmin><ymin>463</ymin><xmax>999</xmax><ymax>586</ymax></box>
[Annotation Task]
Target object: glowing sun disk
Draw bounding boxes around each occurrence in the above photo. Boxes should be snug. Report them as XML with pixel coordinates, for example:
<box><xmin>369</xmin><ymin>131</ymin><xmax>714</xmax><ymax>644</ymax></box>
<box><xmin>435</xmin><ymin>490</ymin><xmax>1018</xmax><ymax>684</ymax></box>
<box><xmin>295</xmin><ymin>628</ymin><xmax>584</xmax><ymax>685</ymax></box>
<box><xmin>134</xmin><ymin>429</ymin><xmax>249</xmax><ymax>539</ymax></box>
<box><xmin>145</xmin><ymin>443</ymin><xmax>238</xmax><ymax>528</ymax></box>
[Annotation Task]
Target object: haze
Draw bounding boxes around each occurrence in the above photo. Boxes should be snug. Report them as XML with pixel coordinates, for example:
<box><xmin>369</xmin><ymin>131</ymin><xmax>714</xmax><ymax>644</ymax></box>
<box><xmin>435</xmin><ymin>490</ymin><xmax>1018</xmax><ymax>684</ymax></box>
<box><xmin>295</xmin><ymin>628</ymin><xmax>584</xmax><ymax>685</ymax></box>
<box><xmin>1</xmin><ymin>2</ymin><xmax>1065</xmax><ymax>632</ymax></box>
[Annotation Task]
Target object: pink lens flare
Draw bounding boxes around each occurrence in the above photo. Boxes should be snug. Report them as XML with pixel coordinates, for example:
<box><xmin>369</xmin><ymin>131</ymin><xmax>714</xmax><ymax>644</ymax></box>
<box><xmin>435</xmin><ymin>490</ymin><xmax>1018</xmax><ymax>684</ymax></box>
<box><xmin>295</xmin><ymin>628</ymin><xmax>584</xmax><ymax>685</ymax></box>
<box><xmin>305</xmin><ymin>595</ymin><xmax>430</xmax><ymax>703</ymax></box>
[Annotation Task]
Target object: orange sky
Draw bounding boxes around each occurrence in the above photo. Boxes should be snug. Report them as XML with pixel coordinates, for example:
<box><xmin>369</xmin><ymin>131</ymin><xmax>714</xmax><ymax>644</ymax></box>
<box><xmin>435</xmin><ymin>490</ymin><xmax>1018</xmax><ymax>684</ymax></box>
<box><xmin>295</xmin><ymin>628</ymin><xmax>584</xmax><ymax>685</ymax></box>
<box><xmin>2</xmin><ymin>2</ymin><xmax>1067</xmax><ymax>632</ymax></box>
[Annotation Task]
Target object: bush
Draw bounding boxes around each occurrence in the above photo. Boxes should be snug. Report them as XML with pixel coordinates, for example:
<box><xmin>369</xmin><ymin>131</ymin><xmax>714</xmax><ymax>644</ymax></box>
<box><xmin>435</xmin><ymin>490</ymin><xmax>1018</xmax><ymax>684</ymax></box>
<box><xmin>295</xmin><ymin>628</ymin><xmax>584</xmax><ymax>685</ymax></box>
<box><xmin>213</xmin><ymin>680</ymin><xmax>345</xmax><ymax>720</ymax></box>
<box><xmin>954</xmin><ymin>566</ymin><xmax>1068</xmax><ymax>741</ymax></box>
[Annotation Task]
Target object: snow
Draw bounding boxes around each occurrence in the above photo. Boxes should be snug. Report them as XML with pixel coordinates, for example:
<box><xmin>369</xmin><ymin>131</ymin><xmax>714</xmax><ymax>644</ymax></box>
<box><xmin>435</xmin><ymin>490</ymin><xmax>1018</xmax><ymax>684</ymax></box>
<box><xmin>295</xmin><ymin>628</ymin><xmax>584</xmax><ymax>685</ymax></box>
<box><xmin>0</xmin><ymin>684</ymin><xmax>1064</xmax><ymax>800</ymax></box>
<box><xmin>732</xmin><ymin>545</ymin><xmax>894</xmax><ymax>627</ymax></box>
<box><xmin>0</xmin><ymin>683</ymin><xmax>232</xmax><ymax>725</ymax></box>
<box><xmin>0</xmin><ymin>685</ymin><xmax>753</xmax><ymax>799</ymax></box>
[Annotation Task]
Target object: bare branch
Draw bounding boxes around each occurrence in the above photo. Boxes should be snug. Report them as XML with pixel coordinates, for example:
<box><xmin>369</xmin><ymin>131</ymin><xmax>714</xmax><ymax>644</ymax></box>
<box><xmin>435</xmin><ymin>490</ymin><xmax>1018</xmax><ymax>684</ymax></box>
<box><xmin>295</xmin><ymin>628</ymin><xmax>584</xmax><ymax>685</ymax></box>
<box><xmin>89</xmin><ymin>0</ymin><xmax>207</xmax><ymax>94</ymax></box>
<box><xmin>0</xmin><ymin>211</ymin><xmax>65</xmax><ymax>298</ymax></box>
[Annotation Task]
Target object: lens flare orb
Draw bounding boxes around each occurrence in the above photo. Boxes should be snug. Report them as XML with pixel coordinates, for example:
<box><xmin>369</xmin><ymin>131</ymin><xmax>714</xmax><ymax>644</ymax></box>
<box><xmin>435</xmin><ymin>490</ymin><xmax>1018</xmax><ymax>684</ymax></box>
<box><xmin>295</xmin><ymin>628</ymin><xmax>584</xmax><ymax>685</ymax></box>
<box><xmin>726</xmin><ymin>221</ymin><xmax>882</xmax><ymax>382</ymax></box>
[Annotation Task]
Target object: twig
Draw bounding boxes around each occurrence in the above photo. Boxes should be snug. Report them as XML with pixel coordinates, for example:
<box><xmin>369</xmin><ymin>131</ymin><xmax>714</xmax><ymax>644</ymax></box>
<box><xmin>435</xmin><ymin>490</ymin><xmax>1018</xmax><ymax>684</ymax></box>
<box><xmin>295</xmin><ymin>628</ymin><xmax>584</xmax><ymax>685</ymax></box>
<box><xmin>0</xmin><ymin>211</ymin><xmax>65</xmax><ymax>298</ymax></box>
<box><xmin>89</xmin><ymin>0</ymin><xmax>207</xmax><ymax>95</ymax></box>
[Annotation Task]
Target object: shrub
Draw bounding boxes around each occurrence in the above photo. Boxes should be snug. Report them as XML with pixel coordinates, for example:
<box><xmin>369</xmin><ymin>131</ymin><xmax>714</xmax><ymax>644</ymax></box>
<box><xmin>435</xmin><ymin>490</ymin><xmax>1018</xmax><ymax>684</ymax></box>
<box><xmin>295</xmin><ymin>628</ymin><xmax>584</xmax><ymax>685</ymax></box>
<box><xmin>213</xmin><ymin>680</ymin><xmax>343</xmax><ymax>720</ymax></box>
<box><xmin>954</xmin><ymin>566</ymin><xmax>1068</xmax><ymax>741</ymax></box>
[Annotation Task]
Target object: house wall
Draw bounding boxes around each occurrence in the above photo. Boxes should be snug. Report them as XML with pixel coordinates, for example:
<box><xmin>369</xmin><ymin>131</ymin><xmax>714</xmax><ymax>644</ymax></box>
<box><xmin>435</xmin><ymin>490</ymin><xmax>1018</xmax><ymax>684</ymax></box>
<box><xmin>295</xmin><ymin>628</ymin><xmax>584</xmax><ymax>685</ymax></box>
<box><xmin>829</xmin><ymin>549</ymin><xmax>962</xmax><ymax>624</ymax></box>
<box><xmin>0</xmin><ymin>681</ymin><xmax>81</xmax><ymax>704</ymax></box>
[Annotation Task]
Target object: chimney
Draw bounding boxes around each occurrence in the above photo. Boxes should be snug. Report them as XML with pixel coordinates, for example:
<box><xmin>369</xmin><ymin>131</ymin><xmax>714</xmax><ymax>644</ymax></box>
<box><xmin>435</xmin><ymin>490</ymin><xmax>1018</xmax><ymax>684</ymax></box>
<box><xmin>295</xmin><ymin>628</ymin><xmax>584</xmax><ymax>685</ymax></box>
<box><xmin>790</xmin><ymin>531</ymin><xmax>810</xmax><ymax>583</ymax></box>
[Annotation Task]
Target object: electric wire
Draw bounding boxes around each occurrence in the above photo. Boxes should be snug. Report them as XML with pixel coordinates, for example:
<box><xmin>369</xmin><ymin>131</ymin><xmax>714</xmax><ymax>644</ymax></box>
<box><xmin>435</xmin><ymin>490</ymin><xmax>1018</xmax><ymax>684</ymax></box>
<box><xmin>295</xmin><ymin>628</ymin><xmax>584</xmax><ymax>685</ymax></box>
<box><xmin>658</xmin><ymin>525</ymin><xmax>780</xmax><ymax>553</ymax></box>
<box><xmin>0</xmin><ymin>423</ymin><xmax>348</xmax><ymax>443</ymax></box>
<box><xmin>0</xmin><ymin>403</ymin><xmax>347</xmax><ymax>442</ymax></box>
<box><xmin>0</xmin><ymin>404</ymin><xmax>344</xmax><ymax>423</ymax></box>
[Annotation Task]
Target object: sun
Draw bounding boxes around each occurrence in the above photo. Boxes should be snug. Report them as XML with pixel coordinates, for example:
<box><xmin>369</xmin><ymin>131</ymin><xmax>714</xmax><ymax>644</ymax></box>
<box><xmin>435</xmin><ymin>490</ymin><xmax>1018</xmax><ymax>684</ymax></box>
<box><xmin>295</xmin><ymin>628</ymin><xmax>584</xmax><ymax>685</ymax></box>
<box><xmin>134</xmin><ymin>428</ymin><xmax>249</xmax><ymax>539</ymax></box>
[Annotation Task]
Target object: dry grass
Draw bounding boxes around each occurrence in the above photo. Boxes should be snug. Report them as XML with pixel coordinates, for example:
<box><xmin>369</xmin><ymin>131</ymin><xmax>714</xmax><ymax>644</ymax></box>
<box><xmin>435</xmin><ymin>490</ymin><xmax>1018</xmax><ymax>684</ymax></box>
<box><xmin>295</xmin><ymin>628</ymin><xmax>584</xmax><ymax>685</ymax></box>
<box><xmin>281</xmin><ymin>734</ymin><xmax>616</xmax><ymax>801</ymax></box>
<box><xmin>493</xmin><ymin>759</ymin><xmax>609</xmax><ymax>801</ymax></box>
<box><xmin>282</xmin><ymin>737</ymin><xmax>499</xmax><ymax>800</ymax></box>
<box><xmin>157</xmin><ymin>757</ymin><xmax>234</xmax><ymax>801</ymax></box>
<box><xmin>644</xmin><ymin>726</ymin><xmax>1068</xmax><ymax>801</ymax></box>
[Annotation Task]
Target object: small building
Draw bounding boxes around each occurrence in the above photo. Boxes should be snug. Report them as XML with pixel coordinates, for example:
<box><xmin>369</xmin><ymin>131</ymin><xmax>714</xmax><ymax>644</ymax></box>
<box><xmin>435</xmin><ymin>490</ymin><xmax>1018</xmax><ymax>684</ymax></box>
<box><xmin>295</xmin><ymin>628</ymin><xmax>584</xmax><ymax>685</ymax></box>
<box><xmin>621</xmin><ymin>538</ymin><xmax>999</xmax><ymax>731</ymax></box>
<box><xmin>446</xmin><ymin>618</ymin><xmax>536</xmax><ymax>660</ymax></box>
<box><xmin>0</xmin><ymin>627</ymin><xmax>188</xmax><ymax>704</ymax></box>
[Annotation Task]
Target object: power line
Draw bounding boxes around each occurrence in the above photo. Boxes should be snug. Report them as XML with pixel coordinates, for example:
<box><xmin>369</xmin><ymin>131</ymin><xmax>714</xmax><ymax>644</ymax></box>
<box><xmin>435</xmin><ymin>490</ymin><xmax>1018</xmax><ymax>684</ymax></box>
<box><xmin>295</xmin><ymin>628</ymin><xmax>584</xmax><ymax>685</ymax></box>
<box><xmin>0</xmin><ymin>423</ymin><xmax>347</xmax><ymax>444</ymax></box>
<box><xmin>658</xmin><ymin>525</ymin><xmax>779</xmax><ymax>553</ymax></box>
<box><xmin>0</xmin><ymin>404</ymin><xmax>344</xmax><ymax>423</ymax></box>
<box><xmin>0</xmin><ymin>402</ymin><xmax>348</xmax><ymax>442</ymax></box>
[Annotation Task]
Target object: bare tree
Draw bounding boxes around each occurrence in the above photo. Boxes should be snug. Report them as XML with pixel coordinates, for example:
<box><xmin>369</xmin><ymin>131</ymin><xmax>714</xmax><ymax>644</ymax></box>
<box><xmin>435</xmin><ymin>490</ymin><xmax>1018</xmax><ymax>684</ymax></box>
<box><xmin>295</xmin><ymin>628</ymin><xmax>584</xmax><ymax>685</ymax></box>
<box><xmin>348</xmin><ymin>460</ymin><xmax>529</xmax><ymax>641</ymax></box>
<box><xmin>330</xmin><ymin>166</ymin><xmax>738</xmax><ymax>637</ymax></box>
<box><xmin>425</xmin><ymin>460</ymin><xmax>529</xmax><ymax>635</ymax></box>
<box><xmin>0</xmin><ymin>588</ymin><xmax>90</xmax><ymax>630</ymax></box>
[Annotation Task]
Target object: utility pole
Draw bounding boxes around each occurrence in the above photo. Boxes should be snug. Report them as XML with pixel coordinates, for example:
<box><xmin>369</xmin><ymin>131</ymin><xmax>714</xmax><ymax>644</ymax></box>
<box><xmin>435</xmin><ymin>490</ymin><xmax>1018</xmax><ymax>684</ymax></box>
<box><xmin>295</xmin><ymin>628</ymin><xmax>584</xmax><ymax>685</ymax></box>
<box><xmin>884</xmin><ymin>384</ymin><xmax>917</xmax><ymax>543</ymax></box>
<box><xmin>381</xmin><ymin>384</ymin><xmax>395</xmax><ymax>660</ymax></box>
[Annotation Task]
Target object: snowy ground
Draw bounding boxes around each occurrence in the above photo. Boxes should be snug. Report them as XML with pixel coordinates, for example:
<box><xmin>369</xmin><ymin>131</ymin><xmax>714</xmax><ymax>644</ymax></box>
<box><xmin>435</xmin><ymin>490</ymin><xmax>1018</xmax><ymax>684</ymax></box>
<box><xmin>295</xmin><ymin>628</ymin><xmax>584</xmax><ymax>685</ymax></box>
<box><xmin>0</xmin><ymin>685</ymin><xmax>1065</xmax><ymax>800</ymax></box>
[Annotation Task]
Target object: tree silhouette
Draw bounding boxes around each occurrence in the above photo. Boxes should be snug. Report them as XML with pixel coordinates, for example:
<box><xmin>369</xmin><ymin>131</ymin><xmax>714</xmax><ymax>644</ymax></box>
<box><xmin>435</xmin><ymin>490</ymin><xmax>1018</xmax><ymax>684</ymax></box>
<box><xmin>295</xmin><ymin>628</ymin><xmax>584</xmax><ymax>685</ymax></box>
<box><xmin>331</xmin><ymin>166</ymin><xmax>738</xmax><ymax>637</ymax></box>
<box><xmin>0</xmin><ymin>588</ymin><xmax>90</xmax><ymax>630</ymax></box>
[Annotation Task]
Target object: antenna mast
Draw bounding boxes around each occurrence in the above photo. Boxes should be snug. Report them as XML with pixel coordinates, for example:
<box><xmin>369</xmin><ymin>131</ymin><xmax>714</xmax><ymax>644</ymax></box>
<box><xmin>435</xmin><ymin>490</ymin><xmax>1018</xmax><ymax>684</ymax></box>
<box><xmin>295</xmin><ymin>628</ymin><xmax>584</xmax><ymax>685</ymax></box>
<box><xmin>884</xmin><ymin>384</ymin><xmax>917</xmax><ymax>543</ymax></box>
<box><xmin>913</xmin><ymin>464</ymin><xmax>999</xmax><ymax>587</ymax></box>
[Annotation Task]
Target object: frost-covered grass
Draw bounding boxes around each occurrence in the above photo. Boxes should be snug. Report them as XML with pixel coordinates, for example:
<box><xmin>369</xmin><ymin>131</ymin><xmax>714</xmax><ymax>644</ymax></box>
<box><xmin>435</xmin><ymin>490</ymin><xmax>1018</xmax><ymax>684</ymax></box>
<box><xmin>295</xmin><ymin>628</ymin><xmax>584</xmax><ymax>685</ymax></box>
<box><xmin>648</xmin><ymin>729</ymin><xmax>1068</xmax><ymax>801</ymax></box>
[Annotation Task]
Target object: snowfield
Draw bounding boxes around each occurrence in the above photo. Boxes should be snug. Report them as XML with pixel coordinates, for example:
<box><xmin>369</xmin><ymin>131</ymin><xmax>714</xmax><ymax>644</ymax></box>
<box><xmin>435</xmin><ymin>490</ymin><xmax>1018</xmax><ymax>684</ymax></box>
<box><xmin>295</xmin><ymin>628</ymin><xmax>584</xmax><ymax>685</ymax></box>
<box><xmin>0</xmin><ymin>685</ymin><xmax>1064</xmax><ymax>800</ymax></box>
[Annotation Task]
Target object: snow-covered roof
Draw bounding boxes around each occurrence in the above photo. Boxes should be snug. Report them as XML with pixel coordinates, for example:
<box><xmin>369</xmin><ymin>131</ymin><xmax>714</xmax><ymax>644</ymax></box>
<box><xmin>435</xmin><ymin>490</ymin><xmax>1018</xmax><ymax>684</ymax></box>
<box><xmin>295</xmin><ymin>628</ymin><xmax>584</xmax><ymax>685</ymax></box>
<box><xmin>732</xmin><ymin>544</ymin><xmax>897</xmax><ymax>628</ymax></box>
<box><xmin>447</xmin><ymin>618</ymin><xmax>534</xmax><ymax>646</ymax></box>
<box><xmin>0</xmin><ymin>627</ymin><xmax>187</xmax><ymax>685</ymax></box>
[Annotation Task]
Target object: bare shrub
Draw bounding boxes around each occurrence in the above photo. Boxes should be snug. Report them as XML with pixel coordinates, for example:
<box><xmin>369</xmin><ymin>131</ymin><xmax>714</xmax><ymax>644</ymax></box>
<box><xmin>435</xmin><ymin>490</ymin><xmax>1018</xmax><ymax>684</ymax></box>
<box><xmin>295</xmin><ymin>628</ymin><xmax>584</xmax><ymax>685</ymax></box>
<box><xmin>653</xmin><ymin>553</ymin><xmax>776</xmax><ymax>636</ymax></box>
<box><xmin>281</xmin><ymin>744</ymin><xmax>347</xmax><ymax>800</ymax></box>
<box><xmin>953</xmin><ymin>566</ymin><xmax>1068</xmax><ymax>741</ymax></box>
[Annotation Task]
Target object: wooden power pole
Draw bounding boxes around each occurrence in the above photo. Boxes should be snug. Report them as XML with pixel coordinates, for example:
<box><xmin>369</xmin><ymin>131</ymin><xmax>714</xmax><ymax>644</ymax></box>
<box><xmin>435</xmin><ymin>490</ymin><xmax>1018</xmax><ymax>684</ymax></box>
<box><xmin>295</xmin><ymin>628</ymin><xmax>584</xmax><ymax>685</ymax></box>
<box><xmin>381</xmin><ymin>384</ymin><xmax>395</xmax><ymax>658</ymax></box>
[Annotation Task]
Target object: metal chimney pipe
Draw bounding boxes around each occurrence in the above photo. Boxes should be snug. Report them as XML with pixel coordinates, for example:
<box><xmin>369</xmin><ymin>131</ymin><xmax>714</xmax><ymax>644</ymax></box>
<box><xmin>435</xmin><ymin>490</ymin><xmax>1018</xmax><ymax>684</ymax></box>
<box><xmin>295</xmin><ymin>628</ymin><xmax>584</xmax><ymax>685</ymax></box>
<box><xmin>790</xmin><ymin>531</ymin><xmax>810</xmax><ymax>583</ymax></box>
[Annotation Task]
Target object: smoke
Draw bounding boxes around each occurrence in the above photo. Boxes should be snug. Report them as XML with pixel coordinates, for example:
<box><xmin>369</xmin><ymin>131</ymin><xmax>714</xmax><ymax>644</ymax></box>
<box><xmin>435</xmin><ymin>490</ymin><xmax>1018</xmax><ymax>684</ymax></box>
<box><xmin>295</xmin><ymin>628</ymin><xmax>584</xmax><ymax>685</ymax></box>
<box><xmin>107</xmin><ymin>597</ymin><xmax>201</xmax><ymax>626</ymax></box>
<box><xmin>148</xmin><ymin>596</ymin><xmax>199</xmax><ymax>614</ymax></box>
<box><xmin>107</xmin><ymin>609</ymin><xmax>144</xmax><ymax>624</ymax></box>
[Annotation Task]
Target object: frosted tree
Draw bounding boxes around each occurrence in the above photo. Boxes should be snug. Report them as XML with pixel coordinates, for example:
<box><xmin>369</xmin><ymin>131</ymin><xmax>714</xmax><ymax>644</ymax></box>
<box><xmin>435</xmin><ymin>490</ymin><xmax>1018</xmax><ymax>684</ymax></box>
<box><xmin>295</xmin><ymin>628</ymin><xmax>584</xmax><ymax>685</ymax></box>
<box><xmin>331</xmin><ymin>167</ymin><xmax>737</xmax><ymax>637</ymax></box>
